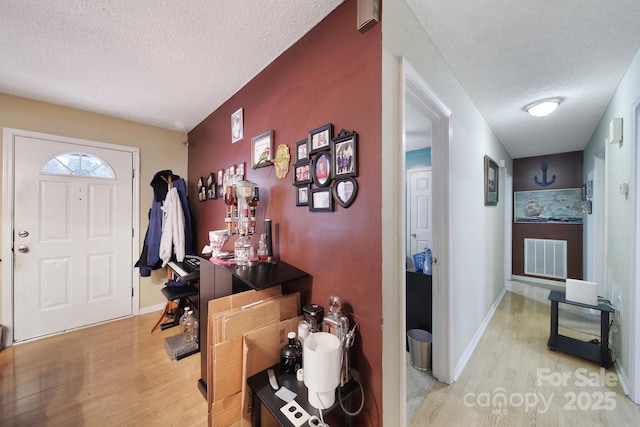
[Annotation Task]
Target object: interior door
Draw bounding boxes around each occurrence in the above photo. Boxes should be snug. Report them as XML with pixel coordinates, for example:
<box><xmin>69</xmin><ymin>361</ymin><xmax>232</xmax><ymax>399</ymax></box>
<box><xmin>408</xmin><ymin>167</ymin><xmax>432</xmax><ymax>266</ymax></box>
<box><xmin>13</xmin><ymin>135</ymin><xmax>133</xmax><ymax>342</ymax></box>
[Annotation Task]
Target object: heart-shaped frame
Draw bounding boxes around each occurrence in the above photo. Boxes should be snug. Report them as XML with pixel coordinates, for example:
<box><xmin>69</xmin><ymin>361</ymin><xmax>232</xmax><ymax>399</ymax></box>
<box><xmin>332</xmin><ymin>177</ymin><xmax>358</xmax><ymax>208</ymax></box>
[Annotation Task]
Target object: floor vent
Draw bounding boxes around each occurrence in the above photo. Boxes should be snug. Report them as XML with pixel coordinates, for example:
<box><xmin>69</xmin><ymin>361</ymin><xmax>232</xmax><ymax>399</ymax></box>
<box><xmin>524</xmin><ymin>238</ymin><xmax>567</xmax><ymax>279</ymax></box>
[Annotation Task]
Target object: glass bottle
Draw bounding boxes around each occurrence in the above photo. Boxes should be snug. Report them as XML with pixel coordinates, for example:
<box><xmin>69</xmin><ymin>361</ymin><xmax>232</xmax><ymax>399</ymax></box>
<box><xmin>234</xmin><ymin>232</ymin><xmax>251</xmax><ymax>266</ymax></box>
<box><xmin>257</xmin><ymin>233</ymin><xmax>268</xmax><ymax>262</ymax></box>
<box><xmin>280</xmin><ymin>331</ymin><xmax>302</xmax><ymax>374</ymax></box>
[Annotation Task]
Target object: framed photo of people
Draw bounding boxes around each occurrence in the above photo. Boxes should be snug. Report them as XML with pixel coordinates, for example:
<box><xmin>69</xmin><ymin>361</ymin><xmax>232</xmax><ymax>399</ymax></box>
<box><xmin>308</xmin><ymin>123</ymin><xmax>333</xmax><ymax>155</ymax></box>
<box><xmin>293</xmin><ymin>162</ymin><xmax>311</xmax><ymax>186</ymax></box>
<box><xmin>331</xmin><ymin>129</ymin><xmax>358</xmax><ymax>178</ymax></box>
<box><xmin>296</xmin><ymin>185</ymin><xmax>309</xmax><ymax>206</ymax></box>
<box><xmin>311</xmin><ymin>151</ymin><xmax>331</xmax><ymax>187</ymax></box>
<box><xmin>295</xmin><ymin>139</ymin><xmax>309</xmax><ymax>164</ymax></box>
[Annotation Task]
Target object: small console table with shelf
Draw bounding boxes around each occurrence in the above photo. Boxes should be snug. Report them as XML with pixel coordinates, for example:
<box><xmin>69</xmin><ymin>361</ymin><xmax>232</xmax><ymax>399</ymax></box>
<box><xmin>547</xmin><ymin>290</ymin><xmax>614</xmax><ymax>368</ymax></box>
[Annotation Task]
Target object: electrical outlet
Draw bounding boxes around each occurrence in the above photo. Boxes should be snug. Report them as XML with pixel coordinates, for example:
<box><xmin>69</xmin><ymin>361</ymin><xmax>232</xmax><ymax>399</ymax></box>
<box><xmin>280</xmin><ymin>400</ymin><xmax>310</xmax><ymax>427</ymax></box>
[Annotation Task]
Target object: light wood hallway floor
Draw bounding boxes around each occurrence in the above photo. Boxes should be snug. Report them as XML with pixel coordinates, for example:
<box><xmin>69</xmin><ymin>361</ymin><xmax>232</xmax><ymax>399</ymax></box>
<box><xmin>410</xmin><ymin>291</ymin><xmax>640</xmax><ymax>427</ymax></box>
<box><xmin>0</xmin><ymin>311</ymin><xmax>208</xmax><ymax>426</ymax></box>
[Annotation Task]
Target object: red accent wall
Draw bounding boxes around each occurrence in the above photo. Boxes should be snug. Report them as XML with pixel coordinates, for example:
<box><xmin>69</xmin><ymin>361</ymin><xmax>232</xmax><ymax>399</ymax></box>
<box><xmin>512</xmin><ymin>152</ymin><xmax>584</xmax><ymax>280</ymax></box>
<box><xmin>188</xmin><ymin>1</ymin><xmax>382</xmax><ymax>424</ymax></box>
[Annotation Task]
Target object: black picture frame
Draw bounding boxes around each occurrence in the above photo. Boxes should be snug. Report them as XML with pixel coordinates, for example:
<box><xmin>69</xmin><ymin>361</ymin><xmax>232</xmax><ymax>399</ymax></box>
<box><xmin>311</xmin><ymin>152</ymin><xmax>331</xmax><ymax>187</ymax></box>
<box><xmin>331</xmin><ymin>129</ymin><xmax>358</xmax><ymax>178</ymax></box>
<box><xmin>296</xmin><ymin>185</ymin><xmax>310</xmax><ymax>206</ymax></box>
<box><xmin>206</xmin><ymin>172</ymin><xmax>217</xmax><ymax>200</ymax></box>
<box><xmin>484</xmin><ymin>155</ymin><xmax>499</xmax><ymax>206</ymax></box>
<box><xmin>332</xmin><ymin>177</ymin><xmax>358</xmax><ymax>208</ymax></box>
<box><xmin>309</xmin><ymin>187</ymin><xmax>333</xmax><ymax>212</ymax></box>
<box><xmin>295</xmin><ymin>139</ymin><xmax>309</xmax><ymax>164</ymax></box>
<box><xmin>308</xmin><ymin>123</ymin><xmax>333</xmax><ymax>155</ymax></box>
<box><xmin>293</xmin><ymin>161</ymin><xmax>311</xmax><ymax>186</ymax></box>
<box><xmin>197</xmin><ymin>177</ymin><xmax>206</xmax><ymax>202</ymax></box>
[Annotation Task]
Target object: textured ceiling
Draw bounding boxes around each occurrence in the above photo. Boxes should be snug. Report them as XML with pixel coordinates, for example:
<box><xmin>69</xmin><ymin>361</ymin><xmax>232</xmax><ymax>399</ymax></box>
<box><xmin>0</xmin><ymin>0</ymin><xmax>344</xmax><ymax>132</ymax></box>
<box><xmin>3</xmin><ymin>1</ymin><xmax>640</xmax><ymax>159</ymax></box>
<box><xmin>407</xmin><ymin>0</ymin><xmax>640</xmax><ymax>158</ymax></box>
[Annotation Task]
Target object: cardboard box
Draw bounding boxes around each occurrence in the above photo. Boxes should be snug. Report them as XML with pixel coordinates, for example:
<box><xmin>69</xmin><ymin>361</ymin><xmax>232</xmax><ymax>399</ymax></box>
<box><xmin>207</xmin><ymin>287</ymin><xmax>283</xmax><ymax>406</ymax></box>
<box><xmin>240</xmin><ymin>316</ymin><xmax>303</xmax><ymax>426</ymax></box>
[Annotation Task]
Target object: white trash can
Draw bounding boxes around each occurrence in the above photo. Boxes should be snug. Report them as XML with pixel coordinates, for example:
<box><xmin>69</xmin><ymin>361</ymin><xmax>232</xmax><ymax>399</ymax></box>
<box><xmin>407</xmin><ymin>329</ymin><xmax>431</xmax><ymax>371</ymax></box>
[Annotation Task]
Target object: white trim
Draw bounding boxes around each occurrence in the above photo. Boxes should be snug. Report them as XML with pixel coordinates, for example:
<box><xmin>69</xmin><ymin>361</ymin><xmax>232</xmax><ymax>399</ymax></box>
<box><xmin>139</xmin><ymin>302</ymin><xmax>165</xmax><ymax>316</ymax></box>
<box><xmin>401</xmin><ymin>58</ymin><xmax>453</xmax><ymax>384</ymax></box>
<box><xmin>504</xmin><ymin>169</ymin><xmax>513</xmax><ymax>281</ymax></box>
<box><xmin>630</xmin><ymin>95</ymin><xmax>640</xmax><ymax>403</ymax></box>
<box><xmin>2</xmin><ymin>128</ymin><xmax>140</xmax><ymax>347</ymax></box>
<box><xmin>453</xmin><ymin>287</ymin><xmax>506</xmax><ymax>379</ymax></box>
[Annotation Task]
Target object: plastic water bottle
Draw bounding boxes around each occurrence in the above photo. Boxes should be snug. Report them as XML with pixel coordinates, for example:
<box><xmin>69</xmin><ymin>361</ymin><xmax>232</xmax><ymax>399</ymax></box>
<box><xmin>423</xmin><ymin>248</ymin><xmax>433</xmax><ymax>275</ymax></box>
<box><xmin>180</xmin><ymin>308</ymin><xmax>191</xmax><ymax>338</ymax></box>
<box><xmin>182</xmin><ymin>310</ymin><xmax>195</xmax><ymax>342</ymax></box>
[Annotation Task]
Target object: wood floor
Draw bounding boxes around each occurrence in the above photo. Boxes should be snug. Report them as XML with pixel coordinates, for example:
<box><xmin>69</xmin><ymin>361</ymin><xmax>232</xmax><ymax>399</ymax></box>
<box><xmin>410</xmin><ymin>291</ymin><xmax>640</xmax><ymax>427</ymax></box>
<box><xmin>3</xmin><ymin>291</ymin><xmax>640</xmax><ymax>426</ymax></box>
<box><xmin>0</xmin><ymin>312</ymin><xmax>208</xmax><ymax>426</ymax></box>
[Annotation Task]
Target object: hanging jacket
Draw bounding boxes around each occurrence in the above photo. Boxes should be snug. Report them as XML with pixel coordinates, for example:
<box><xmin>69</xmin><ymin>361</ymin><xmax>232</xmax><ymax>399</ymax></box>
<box><xmin>135</xmin><ymin>170</ymin><xmax>194</xmax><ymax>276</ymax></box>
<box><xmin>159</xmin><ymin>186</ymin><xmax>185</xmax><ymax>266</ymax></box>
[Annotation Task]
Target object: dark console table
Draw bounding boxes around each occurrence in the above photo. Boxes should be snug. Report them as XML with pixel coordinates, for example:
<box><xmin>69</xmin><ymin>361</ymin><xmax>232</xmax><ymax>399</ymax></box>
<box><xmin>247</xmin><ymin>363</ymin><xmax>358</xmax><ymax>426</ymax></box>
<box><xmin>547</xmin><ymin>290</ymin><xmax>614</xmax><ymax>368</ymax></box>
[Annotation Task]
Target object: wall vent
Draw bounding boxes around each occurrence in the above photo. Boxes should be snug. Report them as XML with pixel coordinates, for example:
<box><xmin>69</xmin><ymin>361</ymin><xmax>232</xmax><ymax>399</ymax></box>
<box><xmin>524</xmin><ymin>238</ymin><xmax>567</xmax><ymax>279</ymax></box>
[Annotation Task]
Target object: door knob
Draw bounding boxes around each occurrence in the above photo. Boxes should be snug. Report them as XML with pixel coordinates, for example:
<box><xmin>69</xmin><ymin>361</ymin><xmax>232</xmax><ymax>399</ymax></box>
<box><xmin>411</xmin><ymin>233</ymin><xmax>416</xmax><ymax>238</ymax></box>
<box><xmin>18</xmin><ymin>230</ymin><xmax>29</xmax><ymax>238</ymax></box>
<box><xmin>17</xmin><ymin>245</ymin><xmax>29</xmax><ymax>253</ymax></box>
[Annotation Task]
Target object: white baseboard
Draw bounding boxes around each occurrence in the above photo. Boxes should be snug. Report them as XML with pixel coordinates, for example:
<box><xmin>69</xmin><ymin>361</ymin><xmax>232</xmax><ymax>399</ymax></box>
<box><xmin>615</xmin><ymin>360</ymin><xmax>630</xmax><ymax>397</ymax></box>
<box><xmin>453</xmin><ymin>287</ymin><xmax>507</xmax><ymax>380</ymax></box>
<box><xmin>139</xmin><ymin>302</ymin><xmax>165</xmax><ymax>315</ymax></box>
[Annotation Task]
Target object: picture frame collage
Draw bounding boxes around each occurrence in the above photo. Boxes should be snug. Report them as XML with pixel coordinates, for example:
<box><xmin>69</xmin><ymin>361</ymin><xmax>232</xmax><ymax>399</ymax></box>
<box><xmin>293</xmin><ymin>124</ymin><xmax>359</xmax><ymax>212</ymax></box>
<box><xmin>197</xmin><ymin>162</ymin><xmax>245</xmax><ymax>202</ymax></box>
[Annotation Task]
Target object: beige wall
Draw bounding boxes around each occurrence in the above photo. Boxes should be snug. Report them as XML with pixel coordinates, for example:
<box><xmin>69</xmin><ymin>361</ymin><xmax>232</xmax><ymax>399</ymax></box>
<box><xmin>0</xmin><ymin>93</ymin><xmax>188</xmax><ymax>323</ymax></box>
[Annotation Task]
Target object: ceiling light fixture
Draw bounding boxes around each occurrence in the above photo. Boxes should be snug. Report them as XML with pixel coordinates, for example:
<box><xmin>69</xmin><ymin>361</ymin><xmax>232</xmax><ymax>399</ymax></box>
<box><xmin>525</xmin><ymin>98</ymin><xmax>562</xmax><ymax>117</ymax></box>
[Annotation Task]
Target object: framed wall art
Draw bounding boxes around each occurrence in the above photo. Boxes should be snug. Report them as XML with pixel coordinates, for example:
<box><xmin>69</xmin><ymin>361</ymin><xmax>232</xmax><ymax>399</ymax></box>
<box><xmin>293</xmin><ymin>162</ymin><xmax>311</xmax><ymax>186</ymax></box>
<box><xmin>308</xmin><ymin>123</ymin><xmax>333</xmax><ymax>155</ymax></box>
<box><xmin>309</xmin><ymin>187</ymin><xmax>333</xmax><ymax>212</ymax></box>
<box><xmin>231</xmin><ymin>108</ymin><xmax>243</xmax><ymax>143</ymax></box>
<box><xmin>295</xmin><ymin>139</ymin><xmax>309</xmax><ymax>164</ymax></box>
<box><xmin>311</xmin><ymin>151</ymin><xmax>332</xmax><ymax>187</ymax></box>
<box><xmin>484</xmin><ymin>155</ymin><xmax>499</xmax><ymax>206</ymax></box>
<box><xmin>296</xmin><ymin>185</ymin><xmax>309</xmax><ymax>206</ymax></box>
<box><xmin>252</xmin><ymin>130</ymin><xmax>274</xmax><ymax>168</ymax></box>
<box><xmin>197</xmin><ymin>177</ymin><xmax>206</xmax><ymax>202</ymax></box>
<box><xmin>331</xmin><ymin>129</ymin><xmax>358</xmax><ymax>178</ymax></box>
<box><xmin>206</xmin><ymin>172</ymin><xmax>217</xmax><ymax>199</ymax></box>
<box><xmin>332</xmin><ymin>177</ymin><xmax>358</xmax><ymax>208</ymax></box>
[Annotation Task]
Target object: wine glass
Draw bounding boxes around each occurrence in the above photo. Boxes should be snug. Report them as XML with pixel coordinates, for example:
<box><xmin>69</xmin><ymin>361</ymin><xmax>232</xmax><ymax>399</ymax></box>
<box><xmin>209</xmin><ymin>230</ymin><xmax>229</xmax><ymax>257</ymax></box>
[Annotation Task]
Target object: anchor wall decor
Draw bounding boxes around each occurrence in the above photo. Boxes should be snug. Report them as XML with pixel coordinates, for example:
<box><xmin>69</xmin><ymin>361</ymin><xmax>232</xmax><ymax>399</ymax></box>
<box><xmin>534</xmin><ymin>162</ymin><xmax>556</xmax><ymax>187</ymax></box>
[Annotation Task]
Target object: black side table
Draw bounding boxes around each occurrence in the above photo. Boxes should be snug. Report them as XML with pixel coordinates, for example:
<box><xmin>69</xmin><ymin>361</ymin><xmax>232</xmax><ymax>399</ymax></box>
<box><xmin>246</xmin><ymin>363</ymin><xmax>357</xmax><ymax>426</ymax></box>
<box><xmin>547</xmin><ymin>290</ymin><xmax>614</xmax><ymax>368</ymax></box>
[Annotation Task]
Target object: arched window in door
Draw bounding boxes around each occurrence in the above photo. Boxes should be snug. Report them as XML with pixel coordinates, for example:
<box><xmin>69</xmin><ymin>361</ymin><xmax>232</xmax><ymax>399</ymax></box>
<box><xmin>42</xmin><ymin>152</ymin><xmax>115</xmax><ymax>179</ymax></box>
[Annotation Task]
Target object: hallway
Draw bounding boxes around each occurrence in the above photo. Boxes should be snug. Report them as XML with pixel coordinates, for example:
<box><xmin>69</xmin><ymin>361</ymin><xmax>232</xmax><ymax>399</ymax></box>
<box><xmin>410</xmin><ymin>291</ymin><xmax>640</xmax><ymax>426</ymax></box>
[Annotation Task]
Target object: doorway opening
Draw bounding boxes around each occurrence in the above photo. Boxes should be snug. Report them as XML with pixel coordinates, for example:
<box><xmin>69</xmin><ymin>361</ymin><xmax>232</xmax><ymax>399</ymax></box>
<box><xmin>401</xmin><ymin>59</ymin><xmax>452</xmax><ymax>422</ymax></box>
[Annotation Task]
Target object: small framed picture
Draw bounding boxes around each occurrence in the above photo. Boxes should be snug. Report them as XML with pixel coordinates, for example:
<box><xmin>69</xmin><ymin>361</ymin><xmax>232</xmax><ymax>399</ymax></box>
<box><xmin>311</xmin><ymin>152</ymin><xmax>331</xmax><ymax>187</ymax></box>
<box><xmin>293</xmin><ymin>161</ymin><xmax>311</xmax><ymax>186</ymax></box>
<box><xmin>296</xmin><ymin>185</ymin><xmax>310</xmax><ymax>206</ymax></box>
<box><xmin>309</xmin><ymin>187</ymin><xmax>333</xmax><ymax>212</ymax></box>
<box><xmin>252</xmin><ymin>130</ymin><xmax>274</xmax><ymax>168</ymax></box>
<box><xmin>308</xmin><ymin>123</ymin><xmax>333</xmax><ymax>155</ymax></box>
<box><xmin>231</xmin><ymin>108</ymin><xmax>243</xmax><ymax>143</ymax></box>
<box><xmin>484</xmin><ymin>155</ymin><xmax>499</xmax><ymax>206</ymax></box>
<box><xmin>295</xmin><ymin>139</ymin><xmax>309</xmax><ymax>164</ymax></box>
<box><xmin>332</xmin><ymin>177</ymin><xmax>358</xmax><ymax>208</ymax></box>
<box><xmin>197</xmin><ymin>177</ymin><xmax>206</xmax><ymax>202</ymax></box>
<box><xmin>236</xmin><ymin>162</ymin><xmax>245</xmax><ymax>179</ymax></box>
<box><xmin>206</xmin><ymin>172</ymin><xmax>217</xmax><ymax>200</ymax></box>
<box><xmin>331</xmin><ymin>130</ymin><xmax>358</xmax><ymax>178</ymax></box>
<box><xmin>217</xmin><ymin>169</ymin><xmax>224</xmax><ymax>197</ymax></box>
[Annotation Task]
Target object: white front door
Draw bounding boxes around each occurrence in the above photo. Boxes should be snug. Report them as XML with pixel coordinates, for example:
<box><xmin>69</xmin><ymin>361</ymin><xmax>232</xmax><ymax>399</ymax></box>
<box><xmin>12</xmin><ymin>134</ymin><xmax>134</xmax><ymax>342</ymax></box>
<box><xmin>408</xmin><ymin>167</ymin><xmax>432</xmax><ymax>267</ymax></box>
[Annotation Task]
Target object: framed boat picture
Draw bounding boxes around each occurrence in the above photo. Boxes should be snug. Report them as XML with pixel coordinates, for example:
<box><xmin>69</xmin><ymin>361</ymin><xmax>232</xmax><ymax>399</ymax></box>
<box><xmin>514</xmin><ymin>189</ymin><xmax>583</xmax><ymax>223</ymax></box>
